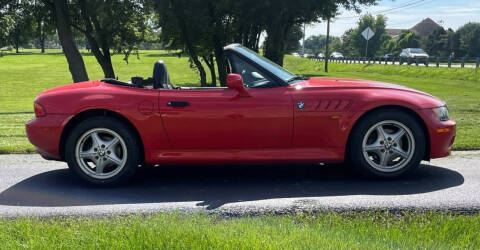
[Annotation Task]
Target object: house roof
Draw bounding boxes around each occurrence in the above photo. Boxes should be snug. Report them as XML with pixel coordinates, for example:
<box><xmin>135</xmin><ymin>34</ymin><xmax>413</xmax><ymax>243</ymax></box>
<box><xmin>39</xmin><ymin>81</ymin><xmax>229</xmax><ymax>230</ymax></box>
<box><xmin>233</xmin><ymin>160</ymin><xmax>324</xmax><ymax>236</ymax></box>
<box><xmin>410</xmin><ymin>18</ymin><xmax>442</xmax><ymax>37</ymax></box>
<box><xmin>386</xmin><ymin>18</ymin><xmax>442</xmax><ymax>38</ymax></box>
<box><xmin>386</xmin><ymin>28</ymin><xmax>406</xmax><ymax>38</ymax></box>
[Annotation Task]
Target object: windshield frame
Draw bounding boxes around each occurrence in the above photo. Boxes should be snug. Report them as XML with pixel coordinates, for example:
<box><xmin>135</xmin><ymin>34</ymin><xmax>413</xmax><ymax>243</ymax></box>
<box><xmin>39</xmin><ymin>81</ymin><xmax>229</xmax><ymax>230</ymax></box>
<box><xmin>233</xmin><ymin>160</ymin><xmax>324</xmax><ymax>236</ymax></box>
<box><xmin>224</xmin><ymin>44</ymin><xmax>297</xmax><ymax>85</ymax></box>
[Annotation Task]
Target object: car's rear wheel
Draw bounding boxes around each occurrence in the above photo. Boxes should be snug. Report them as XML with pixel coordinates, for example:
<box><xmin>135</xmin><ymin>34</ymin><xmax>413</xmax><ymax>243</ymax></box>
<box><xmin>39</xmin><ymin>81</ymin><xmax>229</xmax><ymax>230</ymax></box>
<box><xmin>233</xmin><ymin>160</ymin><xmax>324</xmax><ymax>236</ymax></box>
<box><xmin>347</xmin><ymin>110</ymin><xmax>426</xmax><ymax>178</ymax></box>
<box><xmin>65</xmin><ymin>117</ymin><xmax>141</xmax><ymax>186</ymax></box>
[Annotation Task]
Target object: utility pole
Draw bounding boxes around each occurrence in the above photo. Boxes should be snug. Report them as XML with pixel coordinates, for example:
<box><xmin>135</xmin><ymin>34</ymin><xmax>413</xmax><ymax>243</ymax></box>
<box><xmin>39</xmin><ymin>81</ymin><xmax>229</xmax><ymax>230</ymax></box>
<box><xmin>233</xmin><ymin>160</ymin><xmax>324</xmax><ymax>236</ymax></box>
<box><xmin>325</xmin><ymin>18</ymin><xmax>330</xmax><ymax>73</ymax></box>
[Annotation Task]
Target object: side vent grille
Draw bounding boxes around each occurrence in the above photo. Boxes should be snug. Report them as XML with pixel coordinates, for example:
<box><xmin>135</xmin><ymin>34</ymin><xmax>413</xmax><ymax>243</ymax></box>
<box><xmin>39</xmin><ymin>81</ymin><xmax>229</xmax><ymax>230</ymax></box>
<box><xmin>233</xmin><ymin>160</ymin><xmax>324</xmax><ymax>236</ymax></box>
<box><xmin>317</xmin><ymin>100</ymin><xmax>352</xmax><ymax>111</ymax></box>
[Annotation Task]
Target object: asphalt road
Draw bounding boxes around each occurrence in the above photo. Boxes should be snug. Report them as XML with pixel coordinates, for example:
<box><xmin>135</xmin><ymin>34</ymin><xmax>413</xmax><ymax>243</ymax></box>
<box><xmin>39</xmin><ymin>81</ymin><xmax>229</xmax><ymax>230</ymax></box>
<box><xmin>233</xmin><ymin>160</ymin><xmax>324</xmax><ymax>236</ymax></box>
<box><xmin>0</xmin><ymin>151</ymin><xmax>479</xmax><ymax>217</ymax></box>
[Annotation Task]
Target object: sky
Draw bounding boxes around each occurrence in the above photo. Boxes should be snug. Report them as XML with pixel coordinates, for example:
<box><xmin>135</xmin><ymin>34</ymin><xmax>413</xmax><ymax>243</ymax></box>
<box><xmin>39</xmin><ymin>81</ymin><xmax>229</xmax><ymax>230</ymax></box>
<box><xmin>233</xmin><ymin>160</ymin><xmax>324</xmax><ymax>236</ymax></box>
<box><xmin>305</xmin><ymin>0</ymin><xmax>480</xmax><ymax>38</ymax></box>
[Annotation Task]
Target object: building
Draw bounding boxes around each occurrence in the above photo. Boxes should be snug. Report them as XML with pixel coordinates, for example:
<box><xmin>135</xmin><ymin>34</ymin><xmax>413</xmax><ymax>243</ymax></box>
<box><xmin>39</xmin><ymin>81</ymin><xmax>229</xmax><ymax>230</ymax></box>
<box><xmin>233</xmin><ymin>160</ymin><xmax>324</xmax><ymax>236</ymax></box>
<box><xmin>386</xmin><ymin>18</ymin><xmax>442</xmax><ymax>39</ymax></box>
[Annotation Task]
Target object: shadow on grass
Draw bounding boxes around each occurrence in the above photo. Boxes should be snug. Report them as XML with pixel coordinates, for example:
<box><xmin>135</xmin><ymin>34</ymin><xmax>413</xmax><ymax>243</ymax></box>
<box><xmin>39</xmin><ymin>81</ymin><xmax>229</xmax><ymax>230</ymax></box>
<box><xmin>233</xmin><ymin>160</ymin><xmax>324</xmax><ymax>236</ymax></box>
<box><xmin>0</xmin><ymin>163</ymin><xmax>464</xmax><ymax>209</ymax></box>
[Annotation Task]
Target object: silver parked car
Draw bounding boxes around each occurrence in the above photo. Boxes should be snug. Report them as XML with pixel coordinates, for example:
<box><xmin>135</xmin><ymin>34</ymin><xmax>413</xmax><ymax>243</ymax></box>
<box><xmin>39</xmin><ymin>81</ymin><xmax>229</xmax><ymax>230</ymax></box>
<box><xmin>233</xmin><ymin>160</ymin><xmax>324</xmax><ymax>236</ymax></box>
<box><xmin>399</xmin><ymin>48</ymin><xmax>429</xmax><ymax>65</ymax></box>
<box><xmin>330</xmin><ymin>52</ymin><xmax>344</xmax><ymax>59</ymax></box>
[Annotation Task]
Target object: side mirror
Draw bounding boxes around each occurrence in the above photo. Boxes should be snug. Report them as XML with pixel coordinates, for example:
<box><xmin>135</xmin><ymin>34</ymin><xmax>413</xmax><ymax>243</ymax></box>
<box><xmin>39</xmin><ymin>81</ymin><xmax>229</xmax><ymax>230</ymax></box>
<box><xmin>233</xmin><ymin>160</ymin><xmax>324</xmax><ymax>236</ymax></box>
<box><xmin>226</xmin><ymin>73</ymin><xmax>250</xmax><ymax>97</ymax></box>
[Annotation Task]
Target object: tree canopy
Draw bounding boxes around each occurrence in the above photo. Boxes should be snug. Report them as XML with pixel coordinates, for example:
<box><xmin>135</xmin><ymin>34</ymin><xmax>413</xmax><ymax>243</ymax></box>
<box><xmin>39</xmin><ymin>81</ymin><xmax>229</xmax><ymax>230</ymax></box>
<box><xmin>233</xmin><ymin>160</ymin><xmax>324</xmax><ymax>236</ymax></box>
<box><xmin>303</xmin><ymin>34</ymin><xmax>342</xmax><ymax>55</ymax></box>
<box><xmin>0</xmin><ymin>12</ymin><xmax>14</xmax><ymax>48</ymax></box>
<box><xmin>454</xmin><ymin>22</ymin><xmax>480</xmax><ymax>57</ymax></box>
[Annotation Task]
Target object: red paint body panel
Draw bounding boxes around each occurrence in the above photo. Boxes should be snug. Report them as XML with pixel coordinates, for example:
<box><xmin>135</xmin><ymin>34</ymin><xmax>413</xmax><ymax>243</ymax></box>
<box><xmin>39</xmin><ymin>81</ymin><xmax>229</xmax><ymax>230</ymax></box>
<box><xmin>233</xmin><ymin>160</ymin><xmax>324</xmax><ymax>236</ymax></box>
<box><xmin>158</xmin><ymin>87</ymin><xmax>293</xmax><ymax>149</ymax></box>
<box><xmin>418</xmin><ymin>109</ymin><xmax>456</xmax><ymax>158</ymax></box>
<box><xmin>147</xmin><ymin>148</ymin><xmax>344</xmax><ymax>164</ymax></box>
<box><xmin>26</xmin><ymin>76</ymin><xmax>455</xmax><ymax>165</ymax></box>
<box><xmin>25</xmin><ymin>114</ymin><xmax>69</xmax><ymax>159</ymax></box>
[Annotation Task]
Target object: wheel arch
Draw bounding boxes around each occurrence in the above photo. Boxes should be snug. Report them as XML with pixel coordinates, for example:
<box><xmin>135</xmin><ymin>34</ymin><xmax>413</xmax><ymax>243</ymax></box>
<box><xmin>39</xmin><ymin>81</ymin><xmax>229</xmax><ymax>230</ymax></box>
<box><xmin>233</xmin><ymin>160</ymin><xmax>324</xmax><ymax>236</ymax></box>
<box><xmin>346</xmin><ymin>105</ymin><xmax>431</xmax><ymax>161</ymax></box>
<box><xmin>59</xmin><ymin>109</ymin><xmax>145</xmax><ymax>162</ymax></box>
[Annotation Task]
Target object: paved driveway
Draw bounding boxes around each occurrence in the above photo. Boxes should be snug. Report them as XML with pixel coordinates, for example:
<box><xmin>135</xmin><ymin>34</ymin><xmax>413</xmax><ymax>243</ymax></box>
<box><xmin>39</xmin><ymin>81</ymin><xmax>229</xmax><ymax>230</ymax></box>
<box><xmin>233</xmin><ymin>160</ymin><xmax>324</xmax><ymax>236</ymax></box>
<box><xmin>0</xmin><ymin>152</ymin><xmax>479</xmax><ymax>217</ymax></box>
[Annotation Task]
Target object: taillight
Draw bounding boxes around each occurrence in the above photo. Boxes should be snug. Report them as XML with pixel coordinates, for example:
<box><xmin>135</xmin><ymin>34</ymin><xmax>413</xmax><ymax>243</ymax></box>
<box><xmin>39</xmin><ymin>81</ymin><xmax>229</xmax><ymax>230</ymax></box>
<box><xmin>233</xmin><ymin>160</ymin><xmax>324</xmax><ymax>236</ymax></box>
<box><xmin>34</xmin><ymin>103</ymin><xmax>46</xmax><ymax>117</ymax></box>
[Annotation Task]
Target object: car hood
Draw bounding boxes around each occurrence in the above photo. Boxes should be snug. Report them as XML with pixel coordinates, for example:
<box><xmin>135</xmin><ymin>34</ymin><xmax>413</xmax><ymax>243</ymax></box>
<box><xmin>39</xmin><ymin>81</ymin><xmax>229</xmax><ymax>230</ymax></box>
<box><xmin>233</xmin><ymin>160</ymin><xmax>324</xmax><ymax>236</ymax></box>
<box><xmin>293</xmin><ymin>77</ymin><xmax>444</xmax><ymax>109</ymax></box>
<box><xmin>295</xmin><ymin>77</ymin><xmax>436</xmax><ymax>97</ymax></box>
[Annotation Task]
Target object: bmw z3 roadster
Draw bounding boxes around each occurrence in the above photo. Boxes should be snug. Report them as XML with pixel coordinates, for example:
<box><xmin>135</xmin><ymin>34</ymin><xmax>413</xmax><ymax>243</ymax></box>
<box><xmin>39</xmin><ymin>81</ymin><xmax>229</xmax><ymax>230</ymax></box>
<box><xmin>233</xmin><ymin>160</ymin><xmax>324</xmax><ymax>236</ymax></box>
<box><xmin>26</xmin><ymin>44</ymin><xmax>456</xmax><ymax>186</ymax></box>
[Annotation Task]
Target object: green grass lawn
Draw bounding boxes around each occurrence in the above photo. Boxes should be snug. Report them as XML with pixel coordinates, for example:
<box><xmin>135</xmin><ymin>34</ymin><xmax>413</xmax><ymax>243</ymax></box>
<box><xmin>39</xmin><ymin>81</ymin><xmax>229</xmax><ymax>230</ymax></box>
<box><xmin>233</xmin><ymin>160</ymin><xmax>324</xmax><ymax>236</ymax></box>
<box><xmin>0</xmin><ymin>50</ymin><xmax>479</xmax><ymax>153</ymax></box>
<box><xmin>0</xmin><ymin>212</ymin><xmax>479</xmax><ymax>249</ymax></box>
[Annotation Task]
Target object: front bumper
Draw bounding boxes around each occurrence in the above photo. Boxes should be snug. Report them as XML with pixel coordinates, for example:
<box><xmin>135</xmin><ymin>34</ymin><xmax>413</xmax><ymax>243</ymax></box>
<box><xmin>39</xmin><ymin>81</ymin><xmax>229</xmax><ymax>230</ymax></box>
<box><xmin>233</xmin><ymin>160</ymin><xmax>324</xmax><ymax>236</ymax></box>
<box><xmin>25</xmin><ymin>114</ymin><xmax>70</xmax><ymax>160</ymax></box>
<box><xmin>419</xmin><ymin>109</ymin><xmax>456</xmax><ymax>159</ymax></box>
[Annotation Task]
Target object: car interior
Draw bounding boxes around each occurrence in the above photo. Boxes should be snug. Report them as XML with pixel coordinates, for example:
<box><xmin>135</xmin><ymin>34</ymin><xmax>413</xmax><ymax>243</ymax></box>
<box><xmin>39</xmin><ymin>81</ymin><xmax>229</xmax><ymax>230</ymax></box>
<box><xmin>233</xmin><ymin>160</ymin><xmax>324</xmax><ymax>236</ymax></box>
<box><xmin>101</xmin><ymin>50</ymin><xmax>277</xmax><ymax>90</ymax></box>
<box><xmin>102</xmin><ymin>60</ymin><xmax>230</xmax><ymax>90</ymax></box>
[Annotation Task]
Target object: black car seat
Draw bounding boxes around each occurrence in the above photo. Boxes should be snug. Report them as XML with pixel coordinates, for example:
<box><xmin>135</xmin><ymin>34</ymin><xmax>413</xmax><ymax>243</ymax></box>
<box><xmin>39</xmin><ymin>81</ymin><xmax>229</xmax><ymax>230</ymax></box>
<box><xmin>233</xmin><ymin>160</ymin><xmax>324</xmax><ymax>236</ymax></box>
<box><xmin>153</xmin><ymin>60</ymin><xmax>173</xmax><ymax>89</ymax></box>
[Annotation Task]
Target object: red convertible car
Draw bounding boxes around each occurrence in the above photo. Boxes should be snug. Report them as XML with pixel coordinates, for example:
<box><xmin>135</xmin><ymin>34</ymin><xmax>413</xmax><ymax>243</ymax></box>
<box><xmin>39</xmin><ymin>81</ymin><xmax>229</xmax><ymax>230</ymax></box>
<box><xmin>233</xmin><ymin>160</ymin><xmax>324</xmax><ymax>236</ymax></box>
<box><xmin>26</xmin><ymin>44</ymin><xmax>456</xmax><ymax>186</ymax></box>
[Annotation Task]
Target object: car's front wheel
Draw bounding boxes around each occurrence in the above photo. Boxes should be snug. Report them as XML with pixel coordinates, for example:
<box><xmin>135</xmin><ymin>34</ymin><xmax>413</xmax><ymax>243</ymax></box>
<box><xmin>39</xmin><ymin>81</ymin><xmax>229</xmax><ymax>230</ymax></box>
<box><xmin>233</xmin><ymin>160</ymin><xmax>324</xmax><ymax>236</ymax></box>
<box><xmin>347</xmin><ymin>110</ymin><xmax>426</xmax><ymax>178</ymax></box>
<box><xmin>65</xmin><ymin>117</ymin><xmax>141</xmax><ymax>186</ymax></box>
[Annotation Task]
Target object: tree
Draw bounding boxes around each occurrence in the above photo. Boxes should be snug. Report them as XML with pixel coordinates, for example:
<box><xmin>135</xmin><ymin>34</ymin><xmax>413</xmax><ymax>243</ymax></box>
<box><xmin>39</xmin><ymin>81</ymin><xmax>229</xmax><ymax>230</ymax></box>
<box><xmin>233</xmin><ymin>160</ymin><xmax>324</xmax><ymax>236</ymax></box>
<box><xmin>50</xmin><ymin>0</ymin><xmax>89</xmax><ymax>82</ymax></box>
<box><xmin>32</xmin><ymin>1</ymin><xmax>56</xmax><ymax>53</ymax></box>
<box><xmin>304</xmin><ymin>35</ymin><xmax>327</xmax><ymax>54</ymax></box>
<box><xmin>423</xmin><ymin>27</ymin><xmax>456</xmax><ymax>57</ymax></box>
<box><xmin>348</xmin><ymin>14</ymin><xmax>389</xmax><ymax>58</ymax></box>
<box><xmin>262</xmin><ymin>0</ymin><xmax>378</xmax><ymax>65</ymax></box>
<box><xmin>303</xmin><ymin>34</ymin><xmax>341</xmax><ymax>55</ymax></box>
<box><xmin>0</xmin><ymin>13</ymin><xmax>14</xmax><ymax>49</ymax></box>
<box><xmin>73</xmin><ymin>0</ymin><xmax>151</xmax><ymax>78</ymax></box>
<box><xmin>336</xmin><ymin>28</ymin><xmax>356</xmax><ymax>57</ymax></box>
<box><xmin>154</xmin><ymin>0</ymin><xmax>210</xmax><ymax>86</ymax></box>
<box><xmin>3</xmin><ymin>0</ymin><xmax>36</xmax><ymax>53</ymax></box>
<box><xmin>396</xmin><ymin>30</ymin><xmax>421</xmax><ymax>50</ymax></box>
<box><xmin>380</xmin><ymin>37</ymin><xmax>398</xmax><ymax>55</ymax></box>
<box><xmin>454</xmin><ymin>22</ymin><xmax>480</xmax><ymax>57</ymax></box>
<box><xmin>150</xmin><ymin>0</ymin><xmax>378</xmax><ymax>86</ymax></box>
<box><xmin>285</xmin><ymin>24</ymin><xmax>303</xmax><ymax>54</ymax></box>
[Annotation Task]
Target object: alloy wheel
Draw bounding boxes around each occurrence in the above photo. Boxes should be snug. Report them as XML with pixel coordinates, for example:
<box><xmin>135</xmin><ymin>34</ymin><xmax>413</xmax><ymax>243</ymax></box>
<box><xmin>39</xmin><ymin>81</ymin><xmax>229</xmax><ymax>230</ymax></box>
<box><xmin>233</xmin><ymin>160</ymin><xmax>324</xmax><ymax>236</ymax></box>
<box><xmin>75</xmin><ymin>128</ymin><xmax>128</xmax><ymax>179</ymax></box>
<box><xmin>361</xmin><ymin>120</ymin><xmax>415</xmax><ymax>173</ymax></box>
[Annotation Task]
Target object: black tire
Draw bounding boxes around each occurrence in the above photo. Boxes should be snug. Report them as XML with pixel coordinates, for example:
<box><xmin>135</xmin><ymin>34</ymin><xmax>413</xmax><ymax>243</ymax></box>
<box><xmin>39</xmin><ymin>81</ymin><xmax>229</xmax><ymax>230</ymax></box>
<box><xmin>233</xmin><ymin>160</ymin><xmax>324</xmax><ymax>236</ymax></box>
<box><xmin>347</xmin><ymin>109</ymin><xmax>426</xmax><ymax>178</ymax></box>
<box><xmin>65</xmin><ymin>116</ymin><xmax>141</xmax><ymax>186</ymax></box>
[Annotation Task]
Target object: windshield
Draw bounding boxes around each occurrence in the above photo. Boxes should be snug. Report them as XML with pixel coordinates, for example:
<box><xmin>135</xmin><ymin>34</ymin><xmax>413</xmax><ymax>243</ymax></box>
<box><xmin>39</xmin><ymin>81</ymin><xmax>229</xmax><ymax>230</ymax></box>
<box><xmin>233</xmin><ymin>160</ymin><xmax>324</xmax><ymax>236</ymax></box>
<box><xmin>233</xmin><ymin>46</ymin><xmax>296</xmax><ymax>83</ymax></box>
<box><xmin>410</xmin><ymin>48</ymin><xmax>425</xmax><ymax>53</ymax></box>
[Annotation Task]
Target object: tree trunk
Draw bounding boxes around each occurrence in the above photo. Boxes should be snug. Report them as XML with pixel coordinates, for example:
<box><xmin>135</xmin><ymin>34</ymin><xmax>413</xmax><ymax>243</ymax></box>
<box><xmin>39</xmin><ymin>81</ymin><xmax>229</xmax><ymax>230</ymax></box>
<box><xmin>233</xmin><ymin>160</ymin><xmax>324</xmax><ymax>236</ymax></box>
<box><xmin>207</xmin><ymin>3</ymin><xmax>227</xmax><ymax>86</ymax></box>
<box><xmin>40</xmin><ymin>36</ymin><xmax>45</xmax><ymax>53</ymax></box>
<box><xmin>172</xmin><ymin>1</ymin><xmax>207</xmax><ymax>86</ymax></box>
<box><xmin>37</xmin><ymin>18</ymin><xmax>46</xmax><ymax>53</ymax></box>
<box><xmin>53</xmin><ymin>0</ymin><xmax>89</xmax><ymax>82</ymax></box>
<box><xmin>15</xmin><ymin>27</ymin><xmax>19</xmax><ymax>53</ymax></box>
<box><xmin>264</xmin><ymin>18</ymin><xmax>293</xmax><ymax>66</ymax></box>
<box><xmin>15</xmin><ymin>37</ymin><xmax>19</xmax><ymax>53</ymax></box>
<box><xmin>203</xmin><ymin>54</ymin><xmax>217</xmax><ymax>87</ymax></box>
<box><xmin>212</xmin><ymin>41</ymin><xmax>227</xmax><ymax>87</ymax></box>
<box><xmin>78</xmin><ymin>0</ymin><xmax>115</xmax><ymax>78</ymax></box>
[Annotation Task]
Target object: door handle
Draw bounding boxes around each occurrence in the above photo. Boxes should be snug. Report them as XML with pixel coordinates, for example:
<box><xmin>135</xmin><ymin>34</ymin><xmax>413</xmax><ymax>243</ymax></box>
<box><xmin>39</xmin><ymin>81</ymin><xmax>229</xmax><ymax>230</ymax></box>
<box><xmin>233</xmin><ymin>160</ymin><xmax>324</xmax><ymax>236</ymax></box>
<box><xmin>167</xmin><ymin>101</ymin><xmax>190</xmax><ymax>107</ymax></box>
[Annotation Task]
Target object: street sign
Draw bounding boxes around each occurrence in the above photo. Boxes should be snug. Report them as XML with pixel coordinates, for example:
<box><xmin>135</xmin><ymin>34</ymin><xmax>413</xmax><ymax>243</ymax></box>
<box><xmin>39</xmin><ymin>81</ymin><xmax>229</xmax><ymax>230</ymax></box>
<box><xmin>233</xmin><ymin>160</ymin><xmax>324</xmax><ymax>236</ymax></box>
<box><xmin>361</xmin><ymin>27</ymin><xmax>375</xmax><ymax>59</ymax></box>
<box><xmin>361</xmin><ymin>27</ymin><xmax>375</xmax><ymax>41</ymax></box>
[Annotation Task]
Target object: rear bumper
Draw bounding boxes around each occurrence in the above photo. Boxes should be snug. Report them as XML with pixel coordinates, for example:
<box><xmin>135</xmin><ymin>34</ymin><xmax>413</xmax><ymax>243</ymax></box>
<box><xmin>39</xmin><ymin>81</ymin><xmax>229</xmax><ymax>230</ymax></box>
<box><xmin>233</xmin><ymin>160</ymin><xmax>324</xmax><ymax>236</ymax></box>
<box><xmin>25</xmin><ymin>115</ymin><xmax>69</xmax><ymax>160</ymax></box>
<box><xmin>419</xmin><ymin>109</ymin><xmax>456</xmax><ymax>159</ymax></box>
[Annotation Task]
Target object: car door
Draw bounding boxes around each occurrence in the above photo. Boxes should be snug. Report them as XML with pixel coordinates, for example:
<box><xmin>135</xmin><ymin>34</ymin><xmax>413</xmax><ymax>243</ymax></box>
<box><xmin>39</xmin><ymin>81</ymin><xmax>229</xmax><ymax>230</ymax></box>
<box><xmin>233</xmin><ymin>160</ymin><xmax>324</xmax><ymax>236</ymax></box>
<box><xmin>159</xmin><ymin>56</ymin><xmax>293</xmax><ymax>150</ymax></box>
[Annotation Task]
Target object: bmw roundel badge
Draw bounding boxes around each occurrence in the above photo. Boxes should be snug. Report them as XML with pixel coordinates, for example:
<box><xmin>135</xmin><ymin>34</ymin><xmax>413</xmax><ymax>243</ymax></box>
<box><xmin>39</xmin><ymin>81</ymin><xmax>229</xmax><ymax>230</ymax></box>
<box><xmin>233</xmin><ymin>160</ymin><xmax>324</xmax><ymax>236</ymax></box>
<box><xmin>297</xmin><ymin>101</ymin><xmax>305</xmax><ymax>110</ymax></box>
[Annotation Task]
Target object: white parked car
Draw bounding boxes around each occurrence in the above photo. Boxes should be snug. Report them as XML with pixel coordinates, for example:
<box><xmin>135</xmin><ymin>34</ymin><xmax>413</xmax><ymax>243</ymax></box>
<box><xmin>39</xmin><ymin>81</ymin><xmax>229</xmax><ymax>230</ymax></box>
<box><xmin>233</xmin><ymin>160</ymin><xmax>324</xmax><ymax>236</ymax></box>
<box><xmin>292</xmin><ymin>52</ymin><xmax>300</xmax><ymax>57</ymax></box>
<box><xmin>399</xmin><ymin>48</ymin><xmax>429</xmax><ymax>65</ymax></box>
<box><xmin>330</xmin><ymin>52</ymin><xmax>344</xmax><ymax>59</ymax></box>
<box><xmin>302</xmin><ymin>53</ymin><xmax>311</xmax><ymax>58</ymax></box>
<box><xmin>317</xmin><ymin>53</ymin><xmax>325</xmax><ymax>58</ymax></box>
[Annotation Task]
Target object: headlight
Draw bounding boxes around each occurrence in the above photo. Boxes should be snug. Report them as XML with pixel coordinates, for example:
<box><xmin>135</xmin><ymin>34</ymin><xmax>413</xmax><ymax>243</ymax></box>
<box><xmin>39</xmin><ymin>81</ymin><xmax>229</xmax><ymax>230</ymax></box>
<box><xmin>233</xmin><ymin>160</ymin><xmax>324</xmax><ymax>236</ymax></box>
<box><xmin>433</xmin><ymin>106</ymin><xmax>449</xmax><ymax>121</ymax></box>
